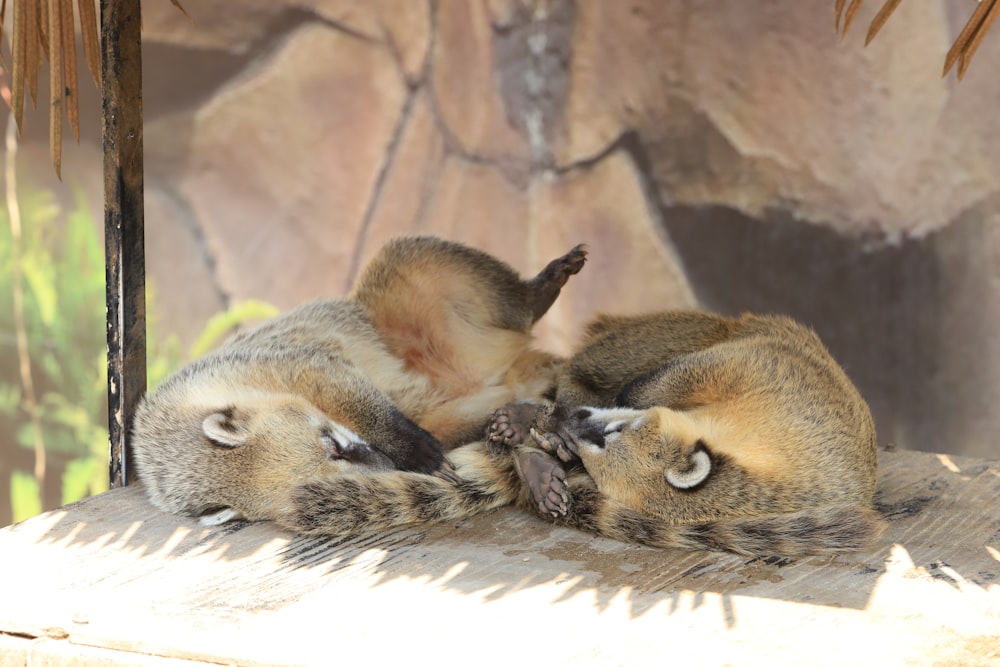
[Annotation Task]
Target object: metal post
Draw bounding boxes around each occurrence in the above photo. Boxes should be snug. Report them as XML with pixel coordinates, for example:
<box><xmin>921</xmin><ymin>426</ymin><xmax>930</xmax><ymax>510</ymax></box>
<box><xmin>101</xmin><ymin>0</ymin><xmax>145</xmax><ymax>488</ymax></box>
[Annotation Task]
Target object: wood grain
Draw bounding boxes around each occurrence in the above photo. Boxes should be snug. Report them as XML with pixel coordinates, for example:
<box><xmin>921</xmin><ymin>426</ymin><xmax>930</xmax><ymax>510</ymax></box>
<box><xmin>0</xmin><ymin>447</ymin><xmax>997</xmax><ymax>666</ymax></box>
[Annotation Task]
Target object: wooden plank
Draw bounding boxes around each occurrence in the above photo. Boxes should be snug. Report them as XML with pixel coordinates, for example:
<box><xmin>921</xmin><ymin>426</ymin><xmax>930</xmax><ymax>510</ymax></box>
<box><xmin>101</xmin><ymin>0</ymin><xmax>146</xmax><ymax>488</ymax></box>
<box><xmin>0</xmin><ymin>632</ymin><xmax>202</xmax><ymax>667</ymax></box>
<box><xmin>0</xmin><ymin>448</ymin><xmax>998</xmax><ymax>667</ymax></box>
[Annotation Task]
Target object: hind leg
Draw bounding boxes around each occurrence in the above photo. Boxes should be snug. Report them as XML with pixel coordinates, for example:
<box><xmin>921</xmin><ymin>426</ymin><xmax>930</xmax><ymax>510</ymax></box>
<box><xmin>515</xmin><ymin>449</ymin><xmax>569</xmax><ymax>516</ymax></box>
<box><xmin>527</xmin><ymin>244</ymin><xmax>588</xmax><ymax>322</ymax></box>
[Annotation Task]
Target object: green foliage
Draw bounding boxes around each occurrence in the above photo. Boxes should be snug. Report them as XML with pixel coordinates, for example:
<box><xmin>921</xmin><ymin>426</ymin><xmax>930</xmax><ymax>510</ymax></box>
<box><xmin>189</xmin><ymin>299</ymin><xmax>280</xmax><ymax>360</ymax></box>
<box><xmin>0</xmin><ymin>187</ymin><xmax>117</xmax><ymax>522</ymax></box>
<box><xmin>10</xmin><ymin>471</ymin><xmax>41</xmax><ymax>521</ymax></box>
<box><xmin>1</xmin><ymin>185</ymin><xmax>278</xmax><ymax>525</ymax></box>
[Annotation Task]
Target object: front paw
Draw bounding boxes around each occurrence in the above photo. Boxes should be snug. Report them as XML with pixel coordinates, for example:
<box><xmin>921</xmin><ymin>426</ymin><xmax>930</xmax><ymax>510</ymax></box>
<box><xmin>383</xmin><ymin>418</ymin><xmax>448</xmax><ymax>475</ymax></box>
<box><xmin>529</xmin><ymin>428</ymin><xmax>577</xmax><ymax>463</ymax></box>
<box><xmin>486</xmin><ymin>402</ymin><xmax>544</xmax><ymax>454</ymax></box>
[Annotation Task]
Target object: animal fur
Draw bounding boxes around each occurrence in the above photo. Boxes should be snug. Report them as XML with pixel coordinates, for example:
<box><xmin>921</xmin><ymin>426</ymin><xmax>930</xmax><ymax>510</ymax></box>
<box><xmin>278</xmin><ymin>311</ymin><xmax>886</xmax><ymax>557</ymax></box>
<box><xmin>131</xmin><ymin>236</ymin><xmax>586</xmax><ymax>526</ymax></box>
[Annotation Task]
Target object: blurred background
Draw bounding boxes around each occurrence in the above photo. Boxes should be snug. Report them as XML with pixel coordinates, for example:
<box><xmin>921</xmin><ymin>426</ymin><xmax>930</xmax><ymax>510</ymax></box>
<box><xmin>3</xmin><ymin>0</ymin><xmax>1000</xmax><ymax>526</ymax></box>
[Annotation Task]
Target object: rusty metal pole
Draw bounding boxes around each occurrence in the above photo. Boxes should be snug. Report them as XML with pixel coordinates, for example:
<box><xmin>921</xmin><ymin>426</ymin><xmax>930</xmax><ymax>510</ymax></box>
<box><xmin>102</xmin><ymin>0</ymin><xmax>146</xmax><ymax>488</ymax></box>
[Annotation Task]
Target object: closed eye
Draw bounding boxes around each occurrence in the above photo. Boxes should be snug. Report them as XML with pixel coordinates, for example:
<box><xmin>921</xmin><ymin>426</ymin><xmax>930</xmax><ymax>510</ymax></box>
<box><xmin>320</xmin><ymin>429</ymin><xmax>346</xmax><ymax>457</ymax></box>
<box><xmin>603</xmin><ymin>421</ymin><xmax>627</xmax><ymax>436</ymax></box>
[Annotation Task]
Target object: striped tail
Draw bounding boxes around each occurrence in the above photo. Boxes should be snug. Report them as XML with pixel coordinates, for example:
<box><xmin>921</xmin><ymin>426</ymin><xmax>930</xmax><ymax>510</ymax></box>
<box><xmin>563</xmin><ymin>489</ymin><xmax>888</xmax><ymax>557</ymax></box>
<box><xmin>277</xmin><ymin>441</ymin><xmax>526</xmax><ymax>536</ymax></box>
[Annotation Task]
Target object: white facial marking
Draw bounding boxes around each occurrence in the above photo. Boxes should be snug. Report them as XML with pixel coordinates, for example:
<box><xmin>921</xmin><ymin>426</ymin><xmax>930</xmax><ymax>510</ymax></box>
<box><xmin>585</xmin><ymin>407</ymin><xmax>647</xmax><ymax>422</ymax></box>
<box><xmin>603</xmin><ymin>421</ymin><xmax>626</xmax><ymax>435</ymax></box>
<box><xmin>330</xmin><ymin>422</ymin><xmax>363</xmax><ymax>442</ymax></box>
<box><xmin>199</xmin><ymin>507</ymin><xmax>244</xmax><ymax>526</ymax></box>
<box><xmin>325</xmin><ymin>422</ymin><xmax>365</xmax><ymax>448</ymax></box>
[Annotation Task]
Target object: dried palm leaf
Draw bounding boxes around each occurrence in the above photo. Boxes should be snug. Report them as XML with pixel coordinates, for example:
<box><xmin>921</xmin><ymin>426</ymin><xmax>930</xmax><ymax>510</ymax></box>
<box><xmin>840</xmin><ymin>0</ymin><xmax>1000</xmax><ymax>80</ymax></box>
<box><xmin>949</xmin><ymin>0</ymin><xmax>999</xmax><ymax>80</ymax></box>
<box><xmin>60</xmin><ymin>0</ymin><xmax>79</xmax><ymax>143</ymax></box>
<box><xmin>169</xmin><ymin>0</ymin><xmax>190</xmax><ymax>20</ymax></box>
<box><xmin>0</xmin><ymin>0</ymin><xmax>186</xmax><ymax>177</ymax></box>
<box><xmin>840</xmin><ymin>0</ymin><xmax>864</xmax><ymax>38</ymax></box>
<box><xmin>864</xmin><ymin>0</ymin><xmax>901</xmax><ymax>45</ymax></box>
<box><xmin>48</xmin><ymin>0</ymin><xmax>64</xmax><ymax>177</ymax></box>
<box><xmin>9</xmin><ymin>0</ymin><xmax>25</xmax><ymax>132</ymax></box>
<box><xmin>24</xmin><ymin>0</ymin><xmax>38</xmax><ymax>107</ymax></box>
<box><xmin>77</xmin><ymin>0</ymin><xmax>98</xmax><ymax>87</ymax></box>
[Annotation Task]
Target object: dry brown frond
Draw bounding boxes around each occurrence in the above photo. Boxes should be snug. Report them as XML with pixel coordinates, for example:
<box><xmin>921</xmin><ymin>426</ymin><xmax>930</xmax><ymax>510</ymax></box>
<box><xmin>48</xmin><ymin>0</ymin><xmax>63</xmax><ymax>178</ymax></box>
<box><xmin>60</xmin><ymin>0</ymin><xmax>80</xmax><ymax>144</ymax></box>
<box><xmin>865</xmin><ymin>0</ymin><xmax>902</xmax><ymax>45</ymax></box>
<box><xmin>24</xmin><ymin>0</ymin><xmax>38</xmax><ymax>106</ymax></box>
<box><xmin>169</xmin><ymin>0</ymin><xmax>191</xmax><ymax>20</ymax></box>
<box><xmin>839</xmin><ymin>0</ymin><xmax>1000</xmax><ymax>81</ymax></box>
<box><xmin>841</xmin><ymin>0</ymin><xmax>864</xmax><ymax>38</ymax></box>
<box><xmin>78</xmin><ymin>0</ymin><xmax>99</xmax><ymax>88</ymax></box>
<box><xmin>9</xmin><ymin>0</ymin><xmax>26</xmax><ymax>131</ymax></box>
<box><xmin>949</xmin><ymin>0</ymin><xmax>999</xmax><ymax>80</ymax></box>
<box><xmin>0</xmin><ymin>1</ymin><xmax>186</xmax><ymax>177</ymax></box>
<box><xmin>0</xmin><ymin>0</ymin><xmax>99</xmax><ymax>178</ymax></box>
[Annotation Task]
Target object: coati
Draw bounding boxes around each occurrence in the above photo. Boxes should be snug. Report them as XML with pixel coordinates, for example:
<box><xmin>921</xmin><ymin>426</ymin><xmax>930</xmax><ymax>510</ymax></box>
<box><xmin>131</xmin><ymin>236</ymin><xmax>587</xmax><ymax>527</ymax></box>
<box><xmin>279</xmin><ymin>310</ymin><xmax>886</xmax><ymax>557</ymax></box>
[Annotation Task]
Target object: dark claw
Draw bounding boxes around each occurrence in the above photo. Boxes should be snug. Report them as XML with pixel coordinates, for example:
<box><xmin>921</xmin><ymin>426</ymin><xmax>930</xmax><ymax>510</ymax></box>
<box><xmin>433</xmin><ymin>458</ymin><xmax>462</xmax><ymax>485</ymax></box>
<box><xmin>530</xmin><ymin>428</ymin><xmax>575</xmax><ymax>462</ymax></box>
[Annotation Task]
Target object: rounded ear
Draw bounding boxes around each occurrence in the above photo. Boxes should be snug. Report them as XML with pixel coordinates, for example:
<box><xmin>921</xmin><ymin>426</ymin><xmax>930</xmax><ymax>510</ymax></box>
<box><xmin>202</xmin><ymin>408</ymin><xmax>249</xmax><ymax>448</ymax></box>
<box><xmin>665</xmin><ymin>441</ymin><xmax>712</xmax><ymax>489</ymax></box>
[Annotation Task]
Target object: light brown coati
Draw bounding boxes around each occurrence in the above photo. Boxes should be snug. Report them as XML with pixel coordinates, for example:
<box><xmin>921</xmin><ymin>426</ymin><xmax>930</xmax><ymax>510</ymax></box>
<box><xmin>279</xmin><ymin>310</ymin><xmax>886</xmax><ymax>557</ymax></box>
<box><xmin>131</xmin><ymin>236</ymin><xmax>587</xmax><ymax>527</ymax></box>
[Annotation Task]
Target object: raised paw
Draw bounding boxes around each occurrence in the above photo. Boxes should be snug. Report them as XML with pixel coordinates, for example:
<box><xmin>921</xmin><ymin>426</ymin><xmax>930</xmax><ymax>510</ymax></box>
<box><xmin>528</xmin><ymin>244</ymin><xmax>588</xmax><ymax>322</ymax></box>
<box><xmin>517</xmin><ymin>449</ymin><xmax>570</xmax><ymax>517</ymax></box>
<box><xmin>486</xmin><ymin>401</ymin><xmax>544</xmax><ymax>455</ymax></box>
<box><xmin>547</xmin><ymin>244</ymin><xmax>588</xmax><ymax>282</ymax></box>
<box><xmin>530</xmin><ymin>428</ymin><xmax>576</xmax><ymax>463</ymax></box>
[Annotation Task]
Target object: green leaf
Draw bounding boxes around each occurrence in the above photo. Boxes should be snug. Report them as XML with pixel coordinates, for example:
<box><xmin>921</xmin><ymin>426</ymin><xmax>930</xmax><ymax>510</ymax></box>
<box><xmin>189</xmin><ymin>299</ymin><xmax>280</xmax><ymax>359</ymax></box>
<box><xmin>10</xmin><ymin>471</ymin><xmax>43</xmax><ymax>523</ymax></box>
<box><xmin>62</xmin><ymin>457</ymin><xmax>101</xmax><ymax>505</ymax></box>
<box><xmin>15</xmin><ymin>421</ymin><xmax>38</xmax><ymax>450</ymax></box>
<box><xmin>0</xmin><ymin>384</ymin><xmax>21</xmax><ymax>416</ymax></box>
<box><xmin>68</xmin><ymin>189</ymin><xmax>104</xmax><ymax>281</ymax></box>
<box><xmin>20</xmin><ymin>242</ymin><xmax>59</xmax><ymax>329</ymax></box>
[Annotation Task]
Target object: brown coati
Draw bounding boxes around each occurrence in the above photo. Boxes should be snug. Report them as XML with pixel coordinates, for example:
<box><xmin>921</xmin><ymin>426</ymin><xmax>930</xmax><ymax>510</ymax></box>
<box><xmin>131</xmin><ymin>236</ymin><xmax>586</xmax><ymax>527</ymax></box>
<box><xmin>278</xmin><ymin>311</ymin><xmax>885</xmax><ymax>557</ymax></box>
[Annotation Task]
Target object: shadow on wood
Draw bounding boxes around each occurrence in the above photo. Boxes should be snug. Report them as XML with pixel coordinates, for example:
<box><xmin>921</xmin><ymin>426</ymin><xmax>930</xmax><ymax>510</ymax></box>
<box><xmin>0</xmin><ymin>447</ymin><xmax>998</xmax><ymax>665</ymax></box>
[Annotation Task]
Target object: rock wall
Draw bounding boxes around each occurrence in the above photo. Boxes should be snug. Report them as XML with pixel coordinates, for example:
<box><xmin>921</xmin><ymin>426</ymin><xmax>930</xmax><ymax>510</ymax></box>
<box><xmin>7</xmin><ymin>0</ymin><xmax>1000</xmax><ymax>457</ymax></box>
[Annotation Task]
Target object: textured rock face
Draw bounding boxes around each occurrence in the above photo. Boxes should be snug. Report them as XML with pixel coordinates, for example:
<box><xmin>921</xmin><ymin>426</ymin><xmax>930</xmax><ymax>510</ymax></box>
<box><xmin>9</xmin><ymin>0</ymin><xmax>1000</xmax><ymax>457</ymax></box>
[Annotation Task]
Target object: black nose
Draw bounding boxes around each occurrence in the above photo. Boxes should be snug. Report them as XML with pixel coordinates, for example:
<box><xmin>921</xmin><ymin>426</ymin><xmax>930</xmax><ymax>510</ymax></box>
<box><xmin>572</xmin><ymin>408</ymin><xmax>592</xmax><ymax>420</ymax></box>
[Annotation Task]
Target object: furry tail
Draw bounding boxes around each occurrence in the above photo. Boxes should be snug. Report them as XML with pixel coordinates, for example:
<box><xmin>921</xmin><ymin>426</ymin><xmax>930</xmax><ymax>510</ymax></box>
<box><xmin>564</xmin><ymin>490</ymin><xmax>888</xmax><ymax>557</ymax></box>
<box><xmin>277</xmin><ymin>441</ymin><xmax>524</xmax><ymax>536</ymax></box>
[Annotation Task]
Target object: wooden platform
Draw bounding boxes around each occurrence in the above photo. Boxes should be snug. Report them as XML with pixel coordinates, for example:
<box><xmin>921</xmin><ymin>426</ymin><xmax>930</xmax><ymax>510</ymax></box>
<box><xmin>1</xmin><ymin>446</ymin><xmax>998</xmax><ymax>667</ymax></box>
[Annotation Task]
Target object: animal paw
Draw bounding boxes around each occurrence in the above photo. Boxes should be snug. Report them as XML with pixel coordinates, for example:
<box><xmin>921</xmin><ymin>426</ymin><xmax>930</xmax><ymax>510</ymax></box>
<box><xmin>528</xmin><ymin>245</ymin><xmax>588</xmax><ymax>321</ymax></box>
<box><xmin>384</xmin><ymin>417</ymin><xmax>449</xmax><ymax>475</ymax></box>
<box><xmin>517</xmin><ymin>449</ymin><xmax>570</xmax><ymax>517</ymax></box>
<box><xmin>530</xmin><ymin>428</ymin><xmax>576</xmax><ymax>463</ymax></box>
<box><xmin>546</xmin><ymin>244</ymin><xmax>588</xmax><ymax>284</ymax></box>
<box><xmin>486</xmin><ymin>401</ymin><xmax>543</xmax><ymax>454</ymax></box>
